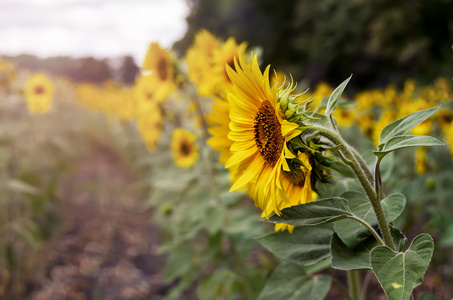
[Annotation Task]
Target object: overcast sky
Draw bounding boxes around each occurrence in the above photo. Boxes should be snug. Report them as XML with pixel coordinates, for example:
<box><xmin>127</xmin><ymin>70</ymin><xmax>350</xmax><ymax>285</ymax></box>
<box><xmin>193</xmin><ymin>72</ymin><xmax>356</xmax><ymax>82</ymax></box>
<box><xmin>0</xmin><ymin>0</ymin><xmax>189</xmax><ymax>64</ymax></box>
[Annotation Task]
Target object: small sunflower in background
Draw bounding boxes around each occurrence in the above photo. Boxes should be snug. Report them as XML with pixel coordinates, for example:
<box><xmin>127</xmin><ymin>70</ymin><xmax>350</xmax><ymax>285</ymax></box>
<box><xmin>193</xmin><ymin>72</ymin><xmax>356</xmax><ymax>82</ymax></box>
<box><xmin>24</xmin><ymin>73</ymin><xmax>54</xmax><ymax>114</ymax></box>
<box><xmin>142</xmin><ymin>42</ymin><xmax>178</xmax><ymax>102</ymax></box>
<box><xmin>186</xmin><ymin>29</ymin><xmax>220</xmax><ymax>96</ymax></box>
<box><xmin>171</xmin><ymin>128</ymin><xmax>198</xmax><ymax>168</ymax></box>
<box><xmin>0</xmin><ymin>60</ymin><xmax>16</xmax><ymax>88</ymax></box>
<box><xmin>134</xmin><ymin>74</ymin><xmax>158</xmax><ymax>113</ymax></box>
<box><xmin>137</xmin><ymin>108</ymin><xmax>163</xmax><ymax>151</ymax></box>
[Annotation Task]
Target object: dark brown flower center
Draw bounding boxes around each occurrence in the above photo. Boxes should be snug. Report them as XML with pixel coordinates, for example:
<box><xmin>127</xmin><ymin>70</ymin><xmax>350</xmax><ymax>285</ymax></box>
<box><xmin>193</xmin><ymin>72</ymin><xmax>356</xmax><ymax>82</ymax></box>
<box><xmin>180</xmin><ymin>141</ymin><xmax>191</xmax><ymax>156</ymax></box>
<box><xmin>157</xmin><ymin>58</ymin><xmax>168</xmax><ymax>81</ymax></box>
<box><xmin>254</xmin><ymin>100</ymin><xmax>284</xmax><ymax>166</ymax></box>
<box><xmin>34</xmin><ymin>85</ymin><xmax>45</xmax><ymax>95</ymax></box>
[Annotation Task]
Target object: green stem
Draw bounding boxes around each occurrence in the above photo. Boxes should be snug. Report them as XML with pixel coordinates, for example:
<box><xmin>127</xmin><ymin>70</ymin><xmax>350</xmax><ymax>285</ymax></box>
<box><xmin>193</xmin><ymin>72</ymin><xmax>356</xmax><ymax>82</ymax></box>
<box><xmin>302</xmin><ymin>125</ymin><xmax>396</xmax><ymax>250</ymax></box>
<box><xmin>347</xmin><ymin>270</ymin><xmax>363</xmax><ymax>300</ymax></box>
<box><xmin>347</xmin><ymin>216</ymin><xmax>385</xmax><ymax>246</ymax></box>
<box><xmin>374</xmin><ymin>157</ymin><xmax>383</xmax><ymax>202</ymax></box>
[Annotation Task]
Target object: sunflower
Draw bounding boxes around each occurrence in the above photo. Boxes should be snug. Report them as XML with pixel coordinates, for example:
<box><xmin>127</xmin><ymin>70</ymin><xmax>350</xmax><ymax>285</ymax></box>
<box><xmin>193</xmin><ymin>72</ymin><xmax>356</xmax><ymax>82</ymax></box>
<box><xmin>24</xmin><ymin>73</ymin><xmax>55</xmax><ymax>114</ymax></box>
<box><xmin>211</xmin><ymin>37</ymin><xmax>248</xmax><ymax>96</ymax></box>
<box><xmin>0</xmin><ymin>60</ymin><xmax>16</xmax><ymax>87</ymax></box>
<box><xmin>171</xmin><ymin>128</ymin><xmax>198</xmax><ymax>168</ymax></box>
<box><xmin>134</xmin><ymin>74</ymin><xmax>158</xmax><ymax>113</ymax></box>
<box><xmin>186</xmin><ymin>29</ymin><xmax>220</xmax><ymax>96</ymax></box>
<box><xmin>225</xmin><ymin>54</ymin><xmax>303</xmax><ymax>218</ymax></box>
<box><xmin>142</xmin><ymin>42</ymin><xmax>178</xmax><ymax>102</ymax></box>
<box><xmin>255</xmin><ymin>152</ymin><xmax>316</xmax><ymax>233</ymax></box>
<box><xmin>138</xmin><ymin>106</ymin><xmax>163</xmax><ymax>151</ymax></box>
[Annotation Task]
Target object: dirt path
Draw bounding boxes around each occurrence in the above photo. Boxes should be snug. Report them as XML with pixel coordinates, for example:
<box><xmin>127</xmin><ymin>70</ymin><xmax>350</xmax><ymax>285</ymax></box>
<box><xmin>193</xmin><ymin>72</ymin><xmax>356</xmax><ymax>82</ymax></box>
<box><xmin>31</xmin><ymin>141</ymin><xmax>169</xmax><ymax>300</ymax></box>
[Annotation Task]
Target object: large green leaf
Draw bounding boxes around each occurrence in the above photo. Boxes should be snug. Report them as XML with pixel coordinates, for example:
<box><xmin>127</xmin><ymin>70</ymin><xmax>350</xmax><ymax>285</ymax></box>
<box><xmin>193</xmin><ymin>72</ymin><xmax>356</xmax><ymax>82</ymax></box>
<box><xmin>334</xmin><ymin>191</ymin><xmax>405</xmax><ymax>248</ymax></box>
<box><xmin>325</xmin><ymin>75</ymin><xmax>352</xmax><ymax>116</ymax></box>
<box><xmin>374</xmin><ymin>135</ymin><xmax>444</xmax><ymax>159</ymax></box>
<box><xmin>379</xmin><ymin>106</ymin><xmax>440</xmax><ymax>145</ymax></box>
<box><xmin>331</xmin><ymin>227</ymin><xmax>406</xmax><ymax>271</ymax></box>
<box><xmin>256</xmin><ymin>224</ymin><xmax>333</xmax><ymax>266</ymax></box>
<box><xmin>370</xmin><ymin>233</ymin><xmax>434</xmax><ymax>300</ymax></box>
<box><xmin>258</xmin><ymin>262</ymin><xmax>331</xmax><ymax>300</ymax></box>
<box><xmin>268</xmin><ymin>197</ymin><xmax>352</xmax><ymax>226</ymax></box>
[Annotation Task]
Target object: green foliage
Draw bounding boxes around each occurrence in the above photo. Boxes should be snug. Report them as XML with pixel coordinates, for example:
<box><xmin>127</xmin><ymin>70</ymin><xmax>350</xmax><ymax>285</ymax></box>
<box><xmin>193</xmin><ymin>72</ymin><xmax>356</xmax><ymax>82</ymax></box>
<box><xmin>325</xmin><ymin>75</ymin><xmax>352</xmax><ymax>116</ymax></box>
<box><xmin>374</xmin><ymin>135</ymin><xmax>444</xmax><ymax>159</ymax></box>
<box><xmin>378</xmin><ymin>106</ymin><xmax>440</xmax><ymax>146</ymax></box>
<box><xmin>258</xmin><ymin>262</ymin><xmax>331</xmax><ymax>300</ymax></box>
<box><xmin>370</xmin><ymin>234</ymin><xmax>434</xmax><ymax>300</ymax></box>
<box><xmin>256</xmin><ymin>224</ymin><xmax>332</xmax><ymax>266</ymax></box>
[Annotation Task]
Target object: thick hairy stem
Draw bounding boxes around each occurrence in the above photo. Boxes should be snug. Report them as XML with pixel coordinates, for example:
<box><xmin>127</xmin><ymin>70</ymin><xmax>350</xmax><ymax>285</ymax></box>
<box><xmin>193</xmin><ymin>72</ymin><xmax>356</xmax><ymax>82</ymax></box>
<box><xmin>347</xmin><ymin>270</ymin><xmax>363</xmax><ymax>300</ymax></box>
<box><xmin>302</xmin><ymin>126</ymin><xmax>396</xmax><ymax>250</ymax></box>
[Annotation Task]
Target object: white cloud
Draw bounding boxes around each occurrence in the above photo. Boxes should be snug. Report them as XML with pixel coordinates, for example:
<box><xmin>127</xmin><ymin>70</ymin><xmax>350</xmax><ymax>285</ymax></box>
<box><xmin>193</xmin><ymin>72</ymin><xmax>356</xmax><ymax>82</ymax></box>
<box><xmin>0</xmin><ymin>0</ymin><xmax>189</xmax><ymax>63</ymax></box>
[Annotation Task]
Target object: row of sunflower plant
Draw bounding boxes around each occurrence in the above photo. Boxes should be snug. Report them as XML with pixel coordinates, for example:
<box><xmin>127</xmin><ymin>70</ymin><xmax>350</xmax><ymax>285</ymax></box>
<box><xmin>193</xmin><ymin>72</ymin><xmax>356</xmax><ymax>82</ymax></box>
<box><xmin>10</xmin><ymin>27</ymin><xmax>451</xmax><ymax>298</ymax></box>
<box><xmin>0</xmin><ymin>60</ymin><xmax>98</xmax><ymax>298</ymax></box>
<box><xmin>76</xmin><ymin>29</ymin><xmax>451</xmax><ymax>299</ymax></box>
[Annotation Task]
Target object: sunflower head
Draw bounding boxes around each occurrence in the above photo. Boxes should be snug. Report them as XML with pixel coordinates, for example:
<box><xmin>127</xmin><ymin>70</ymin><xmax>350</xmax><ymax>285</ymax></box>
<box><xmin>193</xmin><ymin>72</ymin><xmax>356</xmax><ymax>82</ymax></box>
<box><xmin>24</xmin><ymin>73</ymin><xmax>55</xmax><ymax>114</ymax></box>
<box><xmin>171</xmin><ymin>128</ymin><xmax>199</xmax><ymax>168</ymax></box>
<box><xmin>142</xmin><ymin>42</ymin><xmax>178</xmax><ymax>101</ymax></box>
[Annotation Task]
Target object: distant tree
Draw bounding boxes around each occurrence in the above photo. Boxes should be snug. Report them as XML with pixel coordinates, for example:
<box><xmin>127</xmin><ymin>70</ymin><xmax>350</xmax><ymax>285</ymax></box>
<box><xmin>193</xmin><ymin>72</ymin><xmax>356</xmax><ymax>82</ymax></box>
<box><xmin>119</xmin><ymin>55</ymin><xmax>139</xmax><ymax>85</ymax></box>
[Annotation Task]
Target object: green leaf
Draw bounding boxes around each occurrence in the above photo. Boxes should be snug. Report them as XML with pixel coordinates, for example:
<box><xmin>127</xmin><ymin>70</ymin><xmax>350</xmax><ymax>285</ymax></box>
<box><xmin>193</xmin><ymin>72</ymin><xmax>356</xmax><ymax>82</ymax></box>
<box><xmin>331</xmin><ymin>227</ymin><xmax>406</xmax><ymax>271</ymax></box>
<box><xmin>268</xmin><ymin>197</ymin><xmax>352</xmax><ymax>227</ymax></box>
<box><xmin>374</xmin><ymin>135</ymin><xmax>444</xmax><ymax>158</ymax></box>
<box><xmin>334</xmin><ymin>191</ymin><xmax>405</xmax><ymax>248</ymax></box>
<box><xmin>256</xmin><ymin>224</ymin><xmax>333</xmax><ymax>266</ymax></box>
<box><xmin>379</xmin><ymin>106</ymin><xmax>440</xmax><ymax>145</ymax></box>
<box><xmin>325</xmin><ymin>75</ymin><xmax>352</xmax><ymax>116</ymax></box>
<box><xmin>331</xmin><ymin>232</ymin><xmax>376</xmax><ymax>270</ymax></box>
<box><xmin>370</xmin><ymin>233</ymin><xmax>434</xmax><ymax>300</ymax></box>
<box><xmin>258</xmin><ymin>262</ymin><xmax>331</xmax><ymax>300</ymax></box>
<box><xmin>163</xmin><ymin>246</ymin><xmax>195</xmax><ymax>283</ymax></box>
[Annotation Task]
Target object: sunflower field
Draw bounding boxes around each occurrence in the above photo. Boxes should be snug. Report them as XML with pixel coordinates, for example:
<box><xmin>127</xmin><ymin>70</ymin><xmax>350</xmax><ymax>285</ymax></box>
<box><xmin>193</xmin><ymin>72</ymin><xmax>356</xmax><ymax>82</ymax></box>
<box><xmin>1</xmin><ymin>4</ymin><xmax>453</xmax><ymax>299</ymax></box>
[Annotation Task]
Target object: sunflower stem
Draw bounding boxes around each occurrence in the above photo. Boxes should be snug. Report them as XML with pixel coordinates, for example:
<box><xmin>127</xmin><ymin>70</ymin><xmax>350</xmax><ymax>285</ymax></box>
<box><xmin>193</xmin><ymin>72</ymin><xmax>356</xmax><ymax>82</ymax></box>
<box><xmin>347</xmin><ymin>270</ymin><xmax>363</xmax><ymax>300</ymax></box>
<box><xmin>302</xmin><ymin>125</ymin><xmax>396</xmax><ymax>250</ymax></box>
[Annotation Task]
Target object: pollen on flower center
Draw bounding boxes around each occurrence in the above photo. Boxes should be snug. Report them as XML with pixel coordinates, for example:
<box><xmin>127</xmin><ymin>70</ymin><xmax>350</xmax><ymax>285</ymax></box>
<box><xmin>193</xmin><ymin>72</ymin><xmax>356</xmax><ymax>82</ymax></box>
<box><xmin>34</xmin><ymin>85</ymin><xmax>45</xmax><ymax>95</ymax></box>
<box><xmin>254</xmin><ymin>100</ymin><xmax>284</xmax><ymax>166</ymax></box>
<box><xmin>180</xmin><ymin>141</ymin><xmax>191</xmax><ymax>156</ymax></box>
<box><xmin>157</xmin><ymin>59</ymin><xmax>168</xmax><ymax>81</ymax></box>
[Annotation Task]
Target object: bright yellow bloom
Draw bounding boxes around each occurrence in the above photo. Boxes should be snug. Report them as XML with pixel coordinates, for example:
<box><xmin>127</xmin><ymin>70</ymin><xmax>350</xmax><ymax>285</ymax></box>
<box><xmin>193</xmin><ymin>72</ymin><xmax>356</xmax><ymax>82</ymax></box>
<box><xmin>373</xmin><ymin>110</ymin><xmax>396</xmax><ymax>146</ymax></box>
<box><xmin>211</xmin><ymin>37</ymin><xmax>248</xmax><ymax>97</ymax></box>
<box><xmin>24</xmin><ymin>73</ymin><xmax>54</xmax><ymax>114</ymax></box>
<box><xmin>171</xmin><ymin>128</ymin><xmax>199</xmax><ymax>168</ymax></box>
<box><xmin>137</xmin><ymin>107</ymin><xmax>163</xmax><ymax>151</ymax></box>
<box><xmin>134</xmin><ymin>74</ymin><xmax>158</xmax><ymax>113</ymax></box>
<box><xmin>267</xmin><ymin>153</ymin><xmax>317</xmax><ymax>233</ymax></box>
<box><xmin>206</xmin><ymin>95</ymin><xmax>233</xmax><ymax>164</ymax></box>
<box><xmin>142</xmin><ymin>42</ymin><xmax>178</xmax><ymax>102</ymax></box>
<box><xmin>445</xmin><ymin>123</ymin><xmax>453</xmax><ymax>159</ymax></box>
<box><xmin>225</xmin><ymin>55</ymin><xmax>302</xmax><ymax>218</ymax></box>
<box><xmin>186</xmin><ymin>30</ymin><xmax>221</xmax><ymax>96</ymax></box>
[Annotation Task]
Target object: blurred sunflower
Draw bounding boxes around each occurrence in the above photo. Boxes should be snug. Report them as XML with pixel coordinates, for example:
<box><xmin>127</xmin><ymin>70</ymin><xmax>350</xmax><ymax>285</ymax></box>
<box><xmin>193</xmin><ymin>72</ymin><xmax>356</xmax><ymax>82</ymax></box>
<box><xmin>225</xmin><ymin>55</ymin><xmax>303</xmax><ymax>218</ymax></box>
<box><xmin>206</xmin><ymin>95</ymin><xmax>233</xmax><ymax>164</ymax></box>
<box><xmin>137</xmin><ymin>107</ymin><xmax>163</xmax><ymax>151</ymax></box>
<box><xmin>142</xmin><ymin>42</ymin><xmax>178</xmax><ymax>102</ymax></box>
<box><xmin>134</xmin><ymin>74</ymin><xmax>158</xmax><ymax>114</ymax></box>
<box><xmin>0</xmin><ymin>60</ymin><xmax>16</xmax><ymax>87</ymax></box>
<box><xmin>24</xmin><ymin>73</ymin><xmax>54</xmax><ymax>114</ymax></box>
<box><xmin>211</xmin><ymin>37</ymin><xmax>248</xmax><ymax>96</ymax></box>
<box><xmin>171</xmin><ymin>128</ymin><xmax>198</xmax><ymax>168</ymax></box>
<box><xmin>186</xmin><ymin>29</ymin><xmax>220</xmax><ymax>96</ymax></box>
